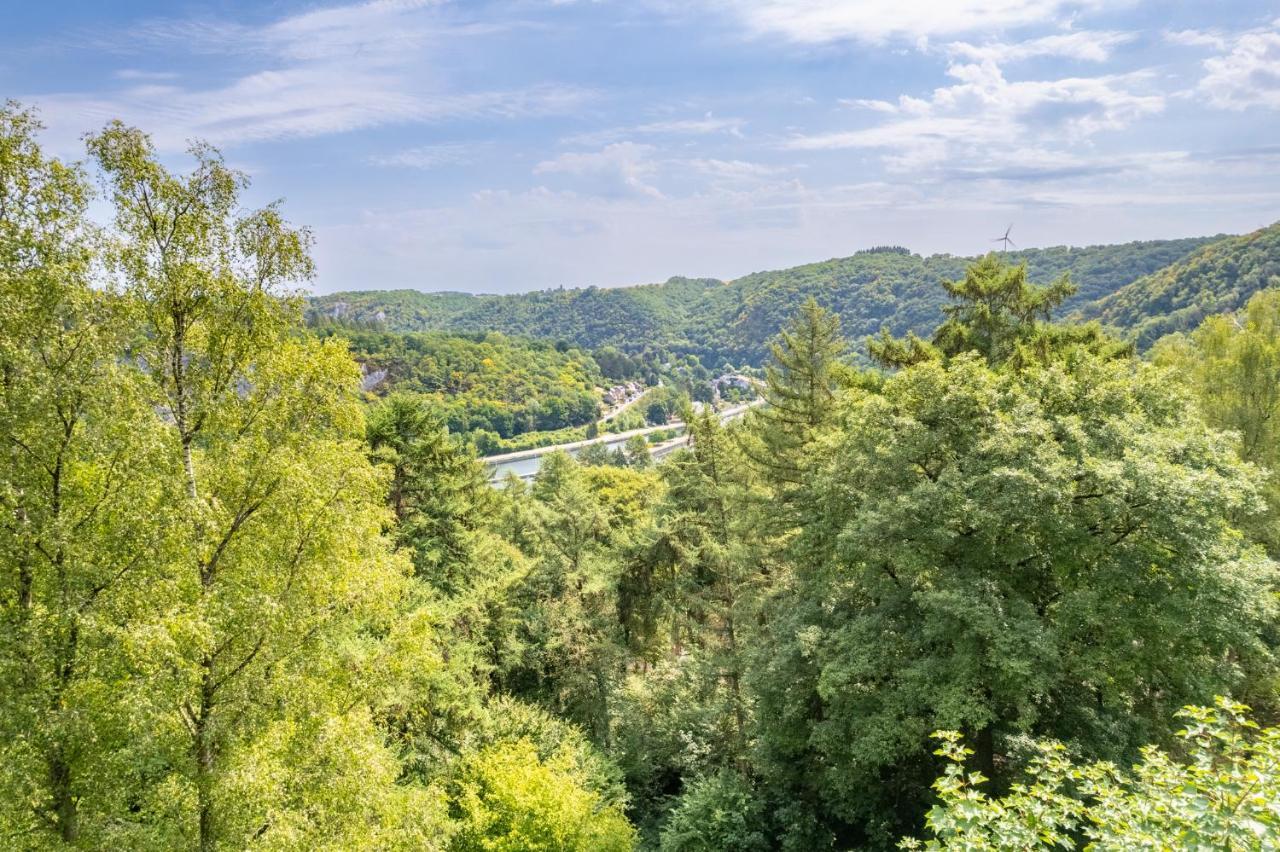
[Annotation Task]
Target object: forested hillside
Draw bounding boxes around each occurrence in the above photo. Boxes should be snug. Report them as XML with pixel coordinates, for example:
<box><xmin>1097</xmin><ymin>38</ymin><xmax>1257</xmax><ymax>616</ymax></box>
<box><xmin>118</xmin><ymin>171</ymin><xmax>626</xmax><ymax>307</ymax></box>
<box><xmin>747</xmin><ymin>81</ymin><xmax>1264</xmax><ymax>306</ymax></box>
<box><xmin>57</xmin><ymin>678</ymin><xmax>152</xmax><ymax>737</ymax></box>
<box><xmin>311</xmin><ymin>236</ymin><xmax>1220</xmax><ymax>364</ymax></box>
<box><xmin>692</xmin><ymin>238</ymin><xmax>1217</xmax><ymax>362</ymax></box>
<box><xmin>309</xmin><ymin>277</ymin><xmax>724</xmax><ymax>355</ymax></box>
<box><xmin>307</xmin><ymin>326</ymin><xmax>724</xmax><ymax>454</ymax></box>
<box><xmin>315</xmin><ymin>327</ymin><xmax>606</xmax><ymax>438</ymax></box>
<box><xmin>1082</xmin><ymin>222</ymin><xmax>1280</xmax><ymax>347</ymax></box>
<box><xmin>5</xmin><ymin>105</ymin><xmax>1280</xmax><ymax>851</ymax></box>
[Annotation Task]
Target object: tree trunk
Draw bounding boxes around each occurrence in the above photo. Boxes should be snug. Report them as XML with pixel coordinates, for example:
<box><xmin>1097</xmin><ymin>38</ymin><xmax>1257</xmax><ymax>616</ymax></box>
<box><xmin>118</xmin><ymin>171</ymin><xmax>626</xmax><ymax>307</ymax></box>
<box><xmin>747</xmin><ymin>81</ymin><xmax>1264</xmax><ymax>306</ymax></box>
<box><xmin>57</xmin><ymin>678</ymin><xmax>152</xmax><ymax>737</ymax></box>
<box><xmin>974</xmin><ymin>724</ymin><xmax>996</xmax><ymax>782</ymax></box>
<box><xmin>171</xmin><ymin>324</ymin><xmax>216</xmax><ymax>849</ymax></box>
<box><xmin>724</xmin><ymin>614</ymin><xmax>748</xmax><ymax>763</ymax></box>
<box><xmin>195</xmin><ymin>668</ymin><xmax>216</xmax><ymax>852</ymax></box>
<box><xmin>182</xmin><ymin>437</ymin><xmax>199</xmax><ymax>502</ymax></box>
<box><xmin>48</xmin><ymin>746</ymin><xmax>78</xmax><ymax>843</ymax></box>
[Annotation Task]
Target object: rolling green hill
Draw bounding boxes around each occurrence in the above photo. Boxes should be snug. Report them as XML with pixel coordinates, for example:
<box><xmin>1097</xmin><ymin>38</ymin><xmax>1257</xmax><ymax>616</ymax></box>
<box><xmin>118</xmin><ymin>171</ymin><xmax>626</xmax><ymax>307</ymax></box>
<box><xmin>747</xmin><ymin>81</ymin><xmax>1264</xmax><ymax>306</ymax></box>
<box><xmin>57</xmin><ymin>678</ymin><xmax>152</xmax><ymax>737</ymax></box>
<box><xmin>307</xmin><ymin>278</ymin><xmax>724</xmax><ymax>351</ymax></box>
<box><xmin>1080</xmin><ymin>223</ymin><xmax>1280</xmax><ymax>348</ymax></box>
<box><xmin>309</xmin><ymin>232</ymin><xmax>1247</xmax><ymax>363</ymax></box>
<box><xmin>312</xmin><ymin>327</ymin><xmax>607</xmax><ymax>439</ymax></box>
<box><xmin>688</xmin><ymin>237</ymin><xmax>1220</xmax><ymax>362</ymax></box>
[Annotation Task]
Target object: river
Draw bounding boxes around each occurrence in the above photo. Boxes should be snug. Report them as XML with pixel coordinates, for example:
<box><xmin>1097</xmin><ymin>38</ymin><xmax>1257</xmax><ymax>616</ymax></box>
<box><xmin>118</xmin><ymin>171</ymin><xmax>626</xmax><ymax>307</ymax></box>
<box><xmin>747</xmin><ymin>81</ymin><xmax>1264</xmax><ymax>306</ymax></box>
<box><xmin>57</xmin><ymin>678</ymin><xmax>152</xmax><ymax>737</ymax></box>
<box><xmin>483</xmin><ymin>398</ymin><xmax>761</xmax><ymax>484</ymax></box>
<box><xmin>485</xmin><ymin>425</ymin><xmax>687</xmax><ymax>482</ymax></box>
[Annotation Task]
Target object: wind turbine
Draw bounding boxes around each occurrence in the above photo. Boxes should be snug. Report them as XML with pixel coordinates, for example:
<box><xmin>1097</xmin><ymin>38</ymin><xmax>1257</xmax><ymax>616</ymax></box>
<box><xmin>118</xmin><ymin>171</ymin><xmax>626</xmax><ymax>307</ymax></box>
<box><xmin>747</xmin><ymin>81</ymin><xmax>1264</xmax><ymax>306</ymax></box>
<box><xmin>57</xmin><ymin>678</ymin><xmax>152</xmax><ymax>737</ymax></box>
<box><xmin>992</xmin><ymin>224</ymin><xmax>1017</xmax><ymax>253</ymax></box>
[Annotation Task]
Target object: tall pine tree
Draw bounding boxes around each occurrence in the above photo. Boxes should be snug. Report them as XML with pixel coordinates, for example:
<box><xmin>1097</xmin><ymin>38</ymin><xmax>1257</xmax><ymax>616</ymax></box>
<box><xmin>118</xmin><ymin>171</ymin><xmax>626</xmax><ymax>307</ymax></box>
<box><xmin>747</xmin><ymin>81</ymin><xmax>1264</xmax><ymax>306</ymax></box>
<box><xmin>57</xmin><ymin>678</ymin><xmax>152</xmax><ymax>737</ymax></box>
<box><xmin>741</xmin><ymin>298</ymin><xmax>846</xmax><ymax>511</ymax></box>
<box><xmin>869</xmin><ymin>254</ymin><xmax>1128</xmax><ymax>369</ymax></box>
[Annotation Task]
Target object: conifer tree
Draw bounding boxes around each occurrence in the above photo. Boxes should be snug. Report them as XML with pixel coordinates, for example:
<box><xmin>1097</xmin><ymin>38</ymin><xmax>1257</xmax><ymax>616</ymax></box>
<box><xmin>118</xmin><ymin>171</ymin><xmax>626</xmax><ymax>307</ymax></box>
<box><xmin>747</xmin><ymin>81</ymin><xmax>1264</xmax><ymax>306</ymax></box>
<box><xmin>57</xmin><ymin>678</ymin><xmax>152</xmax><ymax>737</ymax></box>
<box><xmin>364</xmin><ymin>392</ymin><xmax>528</xmax><ymax>762</ymax></box>
<box><xmin>869</xmin><ymin>254</ymin><xmax>1129</xmax><ymax>369</ymax></box>
<box><xmin>651</xmin><ymin>408</ymin><xmax>764</xmax><ymax>757</ymax></box>
<box><xmin>742</xmin><ymin>298</ymin><xmax>845</xmax><ymax>503</ymax></box>
<box><xmin>367</xmin><ymin>392</ymin><xmax>496</xmax><ymax>593</ymax></box>
<box><xmin>504</xmin><ymin>453</ymin><xmax>623</xmax><ymax>747</ymax></box>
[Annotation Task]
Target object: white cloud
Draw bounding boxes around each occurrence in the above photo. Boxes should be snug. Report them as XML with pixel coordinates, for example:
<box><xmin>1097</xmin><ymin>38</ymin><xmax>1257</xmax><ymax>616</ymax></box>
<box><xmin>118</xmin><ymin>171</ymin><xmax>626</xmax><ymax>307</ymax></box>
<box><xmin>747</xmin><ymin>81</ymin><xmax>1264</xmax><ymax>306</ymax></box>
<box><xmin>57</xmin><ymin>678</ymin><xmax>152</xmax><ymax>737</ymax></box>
<box><xmin>1164</xmin><ymin>28</ymin><xmax>1229</xmax><ymax>51</ymax></box>
<box><xmin>33</xmin><ymin>0</ymin><xmax>588</xmax><ymax>151</ymax></box>
<box><xmin>23</xmin><ymin>0</ymin><xmax>1275</xmax><ymax>294</ymax></box>
<box><xmin>1195</xmin><ymin>25</ymin><xmax>1280</xmax><ymax>110</ymax></box>
<box><xmin>947</xmin><ymin>30</ymin><xmax>1134</xmax><ymax>64</ymax></box>
<box><xmin>310</xmin><ymin>148</ymin><xmax>1278</xmax><ymax>295</ymax></box>
<box><xmin>35</xmin><ymin>79</ymin><xmax>589</xmax><ymax>151</ymax></box>
<box><xmin>563</xmin><ymin>113</ymin><xmax>744</xmax><ymax>146</ymax></box>
<box><xmin>113</xmin><ymin>68</ymin><xmax>179</xmax><ymax>81</ymax></box>
<box><xmin>633</xmin><ymin>115</ymin><xmax>745</xmax><ymax>136</ymax></box>
<box><xmin>794</xmin><ymin>59</ymin><xmax>1164</xmax><ymax>172</ymax></box>
<box><xmin>104</xmin><ymin>0</ymin><xmax>452</xmax><ymax>61</ymax></box>
<box><xmin>1165</xmin><ymin>21</ymin><xmax>1280</xmax><ymax>111</ymax></box>
<box><xmin>535</xmin><ymin>142</ymin><xmax>665</xmax><ymax>198</ymax></box>
<box><xmin>534</xmin><ymin>145</ymin><xmax>791</xmax><ymax>198</ymax></box>
<box><xmin>705</xmin><ymin>0</ymin><xmax>1116</xmax><ymax>45</ymax></box>
<box><xmin>311</xmin><ymin>176</ymin><xmax>937</xmax><ymax>293</ymax></box>
<box><xmin>254</xmin><ymin>0</ymin><xmax>449</xmax><ymax>61</ymax></box>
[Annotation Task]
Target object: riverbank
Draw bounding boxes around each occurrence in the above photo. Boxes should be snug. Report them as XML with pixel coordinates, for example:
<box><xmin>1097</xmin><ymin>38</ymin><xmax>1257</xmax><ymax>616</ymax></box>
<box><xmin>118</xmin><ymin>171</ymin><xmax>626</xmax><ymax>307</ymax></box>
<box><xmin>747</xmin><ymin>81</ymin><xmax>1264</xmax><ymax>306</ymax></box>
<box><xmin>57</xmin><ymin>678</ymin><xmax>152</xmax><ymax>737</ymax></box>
<box><xmin>483</xmin><ymin>398</ymin><xmax>762</xmax><ymax>481</ymax></box>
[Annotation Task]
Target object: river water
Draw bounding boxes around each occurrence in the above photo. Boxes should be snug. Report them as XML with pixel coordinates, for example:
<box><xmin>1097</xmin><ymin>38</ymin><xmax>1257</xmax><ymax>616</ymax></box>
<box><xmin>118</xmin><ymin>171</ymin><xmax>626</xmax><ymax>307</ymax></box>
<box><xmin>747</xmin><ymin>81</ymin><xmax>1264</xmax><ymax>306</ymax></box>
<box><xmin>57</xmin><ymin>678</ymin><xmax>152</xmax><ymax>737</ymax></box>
<box><xmin>486</xmin><ymin>427</ymin><xmax>686</xmax><ymax>483</ymax></box>
<box><xmin>484</xmin><ymin>398</ymin><xmax>759</xmax><ymax>484</ymax></box>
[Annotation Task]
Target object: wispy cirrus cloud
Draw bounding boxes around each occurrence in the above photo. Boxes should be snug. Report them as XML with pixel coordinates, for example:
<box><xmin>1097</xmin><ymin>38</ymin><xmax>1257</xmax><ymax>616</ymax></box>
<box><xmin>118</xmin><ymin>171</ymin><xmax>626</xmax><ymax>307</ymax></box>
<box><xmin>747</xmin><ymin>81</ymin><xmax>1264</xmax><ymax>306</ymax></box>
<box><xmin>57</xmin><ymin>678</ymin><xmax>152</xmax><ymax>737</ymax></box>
<box><xmin>84</xmin><ymin>0</ymin><xmax>457</xmax><ymax>61</ymax></box>
<box><xmin>700</xmin><ymin>0</ymin><xmax>1121</xmax><ymax>44</ymax></box>
<box><xmin>13</xmin><ymin>0</ymin><xmax>1277</xmax><ymax>294</ymax></box>
<box><xmin>534</xmin><ymin>142</ymin><xmax>795</xmax><ymax>199</ymax></box>
<box><xmin>1164</xmin><ymin>28</ymin><xmax>1231</xmax><ymax>51</ymax></box>
<box><xmin>946</xmin><ymin>30</ymin><xmax>1135</xmax><ymax>64</ymax></box>
<box><xmin>368</xmin><ymin>142</ymin><xmax>487</xmax><ymax>169</ymax></box>
<box><xmin>112</xmin><ymin>69</ymin><xmax>179</xmax><ymax>81</ymax></box>
<box><xmin>563</xmin><ymin>113</ymin><xmax>745</xmax><ymax>146</ymax></box>
<box><xmin>632</xmin><ymin>115</ymin><xmax>745</xmax><ymax>136</ymax></box>
<box><xmin>685</xmin><ymin>158</ymin><xmax>789</xmax><ymax>180</ymax></box>
<box><xmin>34</xmin><ymin>78</ymin><xmax>591</xmax><ymax>151</ymax></box>
<box><xmin>31</xmin><ymin>0</ymin><xmax>587</xmax><ymax>152</ymax></box>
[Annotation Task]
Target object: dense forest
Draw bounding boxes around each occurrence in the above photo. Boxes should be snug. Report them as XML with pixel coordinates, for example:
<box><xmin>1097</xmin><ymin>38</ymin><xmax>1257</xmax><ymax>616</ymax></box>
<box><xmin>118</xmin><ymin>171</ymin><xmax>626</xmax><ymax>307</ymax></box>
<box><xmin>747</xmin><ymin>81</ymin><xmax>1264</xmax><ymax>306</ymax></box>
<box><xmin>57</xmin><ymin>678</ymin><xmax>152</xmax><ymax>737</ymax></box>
<box><xmin>1083</xmin><ymin>223</ymin><xmax>1280</xmax><ymax>348</ymax></box>
<box><xmin>306</xmin><ymin>326</ymin><xmax>729</xmax><ymax>455</ymax></box>
<box><xmin>4</xmin><ymin>105</ymin><xmax>1280</xmax><ymax>852</ymax></box>
<box><xmin>307</xmin><ymin>234</ymin><xmax>1246</xmax><ymax>365</ymax></box>
<box><xmin>314</xmin><ymin>328</ymin><xmax>607</xmax><ymax>438</ymax></box>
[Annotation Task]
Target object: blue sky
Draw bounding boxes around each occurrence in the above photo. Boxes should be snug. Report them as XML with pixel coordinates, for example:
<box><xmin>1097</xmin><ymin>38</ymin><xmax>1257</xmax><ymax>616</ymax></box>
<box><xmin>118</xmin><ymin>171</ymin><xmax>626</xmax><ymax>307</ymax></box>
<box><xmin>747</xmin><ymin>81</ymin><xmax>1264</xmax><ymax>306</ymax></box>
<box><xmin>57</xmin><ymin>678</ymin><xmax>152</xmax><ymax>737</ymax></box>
<box><xmin>4</xmin><ymin>1</ymin><xmax>1279</xmax><ymax>294</ymax></box>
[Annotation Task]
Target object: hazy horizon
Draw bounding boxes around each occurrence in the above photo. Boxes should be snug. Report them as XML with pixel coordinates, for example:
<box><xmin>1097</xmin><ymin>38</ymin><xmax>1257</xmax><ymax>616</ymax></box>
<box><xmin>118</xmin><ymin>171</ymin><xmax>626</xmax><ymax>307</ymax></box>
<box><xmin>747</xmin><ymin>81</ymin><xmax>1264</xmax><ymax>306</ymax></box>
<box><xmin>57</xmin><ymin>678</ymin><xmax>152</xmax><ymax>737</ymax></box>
<box><xmin>314</xmin><ymin>226</ymin><xmax>1245</xmax><ymax>298</ymax></box>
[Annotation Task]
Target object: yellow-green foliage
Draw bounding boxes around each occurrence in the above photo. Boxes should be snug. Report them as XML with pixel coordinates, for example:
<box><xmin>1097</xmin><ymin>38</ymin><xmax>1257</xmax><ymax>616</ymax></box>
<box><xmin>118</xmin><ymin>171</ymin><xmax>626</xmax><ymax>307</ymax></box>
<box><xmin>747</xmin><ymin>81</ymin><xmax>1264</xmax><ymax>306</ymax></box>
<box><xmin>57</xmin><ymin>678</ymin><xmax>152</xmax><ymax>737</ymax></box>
<box><xmin>323</xmin><ymin>328</ymin><xmax>604</xmax><ymax>438</ymax></box>
<box><xmin>1152</xmin><ymin>289</ymin><xmax>1280</xmax><ymax>555</ymax></box>
<box><xmin>1</xmin><ymin>104</ymin><xmax>462</xmax><ymax>850</ymax></box>
<box><xmin>903</xmin><ymin>698</ymin><xmax>1280</xmax><ymax>850</ymax></box>
<box><xmin>450</xmin><ymin>739</ymin><xmax>635</xmax><ymax>852</ymax></box>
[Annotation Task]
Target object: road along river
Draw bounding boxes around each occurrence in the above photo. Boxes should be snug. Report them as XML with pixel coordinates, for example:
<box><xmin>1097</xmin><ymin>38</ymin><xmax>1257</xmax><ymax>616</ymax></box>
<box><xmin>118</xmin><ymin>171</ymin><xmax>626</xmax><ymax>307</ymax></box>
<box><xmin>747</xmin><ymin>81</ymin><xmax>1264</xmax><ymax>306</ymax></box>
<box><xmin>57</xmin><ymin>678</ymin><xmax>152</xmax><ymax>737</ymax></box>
<box><xmin>483</xmin><ymin>399</ymin><xmax>761</xmax><ymax>483</ymax></box>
